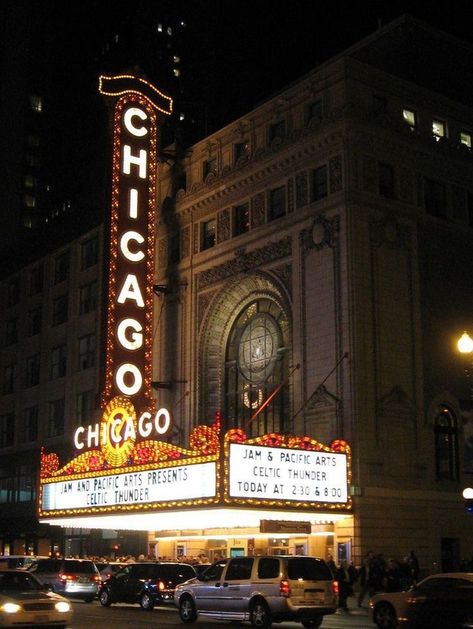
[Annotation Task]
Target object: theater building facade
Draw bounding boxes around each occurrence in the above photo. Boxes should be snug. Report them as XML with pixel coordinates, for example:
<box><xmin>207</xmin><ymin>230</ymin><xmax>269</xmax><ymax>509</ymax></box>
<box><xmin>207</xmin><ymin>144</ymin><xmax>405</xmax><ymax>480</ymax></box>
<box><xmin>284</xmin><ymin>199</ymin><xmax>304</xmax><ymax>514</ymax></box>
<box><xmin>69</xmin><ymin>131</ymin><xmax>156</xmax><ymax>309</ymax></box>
<box><xmin>2</xmin><ymin>15</ymin><xmax>473</xmax><ymax>571</ymax></box>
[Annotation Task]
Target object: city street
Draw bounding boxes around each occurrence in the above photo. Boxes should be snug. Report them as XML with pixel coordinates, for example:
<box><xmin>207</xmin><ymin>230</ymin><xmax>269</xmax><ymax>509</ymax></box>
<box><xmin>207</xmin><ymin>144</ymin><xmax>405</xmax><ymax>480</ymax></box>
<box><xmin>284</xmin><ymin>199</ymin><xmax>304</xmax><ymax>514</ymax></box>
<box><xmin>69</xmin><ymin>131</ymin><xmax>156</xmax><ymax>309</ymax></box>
<box><xmin>68</xmin><ymin>599</ymin><xmax>372</xmax><ymax>629</ymax></box>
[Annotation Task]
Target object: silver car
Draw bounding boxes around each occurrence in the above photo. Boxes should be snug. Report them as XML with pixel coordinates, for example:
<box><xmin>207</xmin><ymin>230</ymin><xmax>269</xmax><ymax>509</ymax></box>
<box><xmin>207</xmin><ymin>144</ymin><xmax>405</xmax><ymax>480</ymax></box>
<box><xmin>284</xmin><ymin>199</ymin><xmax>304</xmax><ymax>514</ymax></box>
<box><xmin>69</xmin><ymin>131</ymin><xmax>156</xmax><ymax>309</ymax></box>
<box><xmin>28</xmin><ymin>558</ymin><xmax>100</xmax><ymax>602</ymax></box>
<box><xmin>174</xmin><ymin>555</ymin><xmax>336</xmax><ymax>628</ymax></box>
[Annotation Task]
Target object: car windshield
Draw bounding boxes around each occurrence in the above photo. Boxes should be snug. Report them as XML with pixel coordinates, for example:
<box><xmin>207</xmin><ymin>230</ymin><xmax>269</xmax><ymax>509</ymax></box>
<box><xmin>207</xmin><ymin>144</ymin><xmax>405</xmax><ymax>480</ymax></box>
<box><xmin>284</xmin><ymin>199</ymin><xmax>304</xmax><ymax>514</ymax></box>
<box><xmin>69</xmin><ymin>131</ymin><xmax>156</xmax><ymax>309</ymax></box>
<box><xmin>287</xmin><ymin>558</ymin><xmax>332</xmax><ymax>580</ymax></box>
<box><xmin>0</xmin><ymin>572</ymin><xmax>42</xmax><ymax>591</ymax></box>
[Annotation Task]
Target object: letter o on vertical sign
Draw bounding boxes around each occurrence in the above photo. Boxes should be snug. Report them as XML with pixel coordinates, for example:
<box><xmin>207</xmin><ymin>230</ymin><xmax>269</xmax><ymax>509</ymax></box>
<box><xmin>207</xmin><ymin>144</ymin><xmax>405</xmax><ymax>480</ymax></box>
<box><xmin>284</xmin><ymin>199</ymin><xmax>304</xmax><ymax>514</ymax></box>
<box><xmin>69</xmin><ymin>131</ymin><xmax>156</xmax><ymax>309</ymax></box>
<box><xmin>115</xmin><ymin>363</ymin><xmax>143</xmax><ymax>396</ymax></box>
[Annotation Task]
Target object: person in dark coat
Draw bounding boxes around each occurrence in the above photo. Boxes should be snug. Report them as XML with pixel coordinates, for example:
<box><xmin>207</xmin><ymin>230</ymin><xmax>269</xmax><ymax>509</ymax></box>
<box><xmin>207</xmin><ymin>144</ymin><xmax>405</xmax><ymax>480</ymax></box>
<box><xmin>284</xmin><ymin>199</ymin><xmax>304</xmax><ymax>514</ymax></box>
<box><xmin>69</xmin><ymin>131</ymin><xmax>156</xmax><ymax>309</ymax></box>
<box><xmin>336</xmin><ymin>560</ymin><xmax>352</xmax><ymax>611</ymax></box>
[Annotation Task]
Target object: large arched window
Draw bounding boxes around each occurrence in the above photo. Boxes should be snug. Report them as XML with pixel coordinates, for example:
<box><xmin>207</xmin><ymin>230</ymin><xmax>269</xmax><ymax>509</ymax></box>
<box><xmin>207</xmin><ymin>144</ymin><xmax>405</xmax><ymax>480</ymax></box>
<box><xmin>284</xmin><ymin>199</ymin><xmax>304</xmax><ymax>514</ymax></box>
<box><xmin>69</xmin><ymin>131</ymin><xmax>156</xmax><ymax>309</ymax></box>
<box><xmin>435</xmin><ymin>407</ymin><xmax>459</xmax><ymax>481</ymax></box>
<box><xmin>225</xmin><ymin>298</ymin><xmax>289</xmax><ymax>437</ymax></box>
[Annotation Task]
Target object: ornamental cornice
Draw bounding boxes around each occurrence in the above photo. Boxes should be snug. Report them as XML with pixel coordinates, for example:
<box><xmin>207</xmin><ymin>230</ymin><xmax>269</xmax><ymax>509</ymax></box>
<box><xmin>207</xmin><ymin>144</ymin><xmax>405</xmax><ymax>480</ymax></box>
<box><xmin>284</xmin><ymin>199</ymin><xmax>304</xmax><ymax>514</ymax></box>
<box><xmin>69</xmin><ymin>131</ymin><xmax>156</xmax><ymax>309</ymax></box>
<box><xmin>174</xmin><ymin>130</ymin><xmax>346</xmax><ymax>217</ymax></box>
<box><xmin>197</xmin><ymin>237</ymin><xmax>292</xmax><ymax>290</ymax></box>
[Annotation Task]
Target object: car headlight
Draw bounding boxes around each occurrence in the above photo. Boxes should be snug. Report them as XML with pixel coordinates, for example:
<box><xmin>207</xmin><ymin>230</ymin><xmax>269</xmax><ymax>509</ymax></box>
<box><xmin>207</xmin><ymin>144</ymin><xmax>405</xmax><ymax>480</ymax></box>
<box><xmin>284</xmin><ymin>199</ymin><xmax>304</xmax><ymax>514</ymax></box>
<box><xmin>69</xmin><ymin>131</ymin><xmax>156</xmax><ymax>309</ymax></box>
<box><xmin>55</xmin><ymin>601</ymin><xmax>71</xmax><ymax>613</ymax></box>
<box><xmin>1</xmin><ymin>602</ymin><xmax>21</xmax><ymax>613</ymax></box>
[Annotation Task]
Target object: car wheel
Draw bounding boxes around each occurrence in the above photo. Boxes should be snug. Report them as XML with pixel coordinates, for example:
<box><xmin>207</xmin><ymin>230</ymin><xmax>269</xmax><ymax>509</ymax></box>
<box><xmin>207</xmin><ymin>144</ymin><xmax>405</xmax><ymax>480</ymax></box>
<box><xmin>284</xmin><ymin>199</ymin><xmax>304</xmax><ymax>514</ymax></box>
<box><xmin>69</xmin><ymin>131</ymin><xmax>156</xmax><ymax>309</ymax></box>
<box><xmin>302</xmin><ymin>618</ymin><xmax>323</xmax><ymax>629</ymax></box>
<box><xmin>179</xmin><ymin>595</ymin><xmax>197</xmax><ymax>623</ymax></box>
<box><xmin>250</xmin><ymin>599</ymin><xmax>272</xmax><ymax>628</ymax></box>
<box><xmin>374</xmin><ymin>602</ymin><xmax>398</xmax><ymax>629</ymax></box>
<box><xmin>140</xmin><ymin>592</ymin><xmax>155</xmax><ymax>611</ymax></box>
<box><xmin>99</xmin><ymin>588</ymin><xmax>112</xmax><ymax>607</ymax></box>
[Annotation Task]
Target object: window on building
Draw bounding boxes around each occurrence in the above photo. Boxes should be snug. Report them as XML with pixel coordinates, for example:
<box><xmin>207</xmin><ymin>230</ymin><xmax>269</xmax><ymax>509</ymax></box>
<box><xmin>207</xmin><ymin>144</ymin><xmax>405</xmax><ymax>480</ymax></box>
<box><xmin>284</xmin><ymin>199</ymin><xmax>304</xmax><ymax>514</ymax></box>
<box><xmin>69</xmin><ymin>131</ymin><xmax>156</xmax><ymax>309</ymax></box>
<box><xmin>201</xmin><ymin>219</ymin><xmax>216</xmax><ymax>251</ymax></box>
<box><xmin>432</xmin><ymin>119</ymin><xmax>447</xmax><ymax>141</ymax></box>
<box><xmin>402</xmin><ymin>108</ymin><xmax>417</xmax><ymax>131</ymax></box>
<box><xmin>21</xmin><ymin>406</ymin><xmax>38</xmax><ymax>443</ymax></box>
<box><xmin>47</xmin><ymin>398</ymin><xmax>65</xmax><ymax>438</ymax></box>
<box><xmin>306</xmin><ymin>100</ymin><xmax>322</xmax><ymax>122</ymax></box>
<box><xmin>52</xmin><ymin>294</ymin><xmax>68</xmax><ymax>326</ymax></box>
<box><xmin>6</xmin><ymin>278</ymin><xmax>19</xmax><ymax>307</ymax></box>
<box><xmin>224</xmin><ymin>299</ymin><xmax>289</xmax><ymax>437</ymax></box>
<box><xmin>24</xmin><ymin>194</ymin><xmax>36</xmax><ymax>208</ymax></box>
<box><xmin>2</xmin><ymin>364</ymin><xmax>16</xmax><ymax>395</ymax></box>
<box><xmin>269</xmin><ymin>120</ymin><xmax>286</xmax><ymax>144</ymax></box>
<box><xmin>54</xmin><ymin>250</ymin><xmax>70</xmax><ymax>283</ymax></box>
<box><xmin>373</xmin><ymin>94</ymin><xmax>387</xmax><ymax>114</ymax></box>
<box><xmin>26</xmin><ymin>308</ymin><xmax>41</xmax><ymax>337</ymax></box>
<box><xmin>460</xmin><ymin>131</ymin><xmax>472</xmax><ymax>149</ymax></box>
<box><xmin>4</xmin><ymin>318</ymin><xmax>18</xmax><ymax>346</ymax></box>
<box><xmin>378</xmin><ymin>162</ymin><xmax>396</xmax><ymax>199</ymax></box>
<box><xmin>50</xmin><ymin>345</ymin><xmax>67</xmax><ymax>379</ymax></box>
<box><xmin>29</xmin><ymin>94</ymin><xmax>43</xmax><ymax>112</ymax></box>
<box><xmin>24</xmin><ymin>175</ymin><xmax>36</xmax><ymax>189</ymax></box>
<box><xmin>79</xmin><ymin>281</ymin><xmax>98</xmax><ymax>314</ymax></box>
<box><xmin>269</xmin><ymin>186</ymin><xmax>286</xmax><ymax>221</ymax></box>
<box><xmin>424</xmin><ymin>178</ymin><xmax>447</xmax><ymax>218</ymax></box>
<box><xmin>27</xmin><ymin>134</ymin><xmax>40</xmax><ymax>147</ymax></box>
<box><xmin>78</xmin><ymin>333</ymin><xmax>95</xmax><ymax>370</ymax></box>
<box><xmin>312</xmin><ymin>165</ymin><xmax>328</xmax><ymax>201</ymax></box>
<box><xmin>234</xmin><ymin>141</ymin><xmax>249</xmax><ymax>162</ymax></box>
<box><xmin>234</xmin><ymin>203</ymin><xmax>250</xmax><ymax>236</ymax></box>
<box><xmin>76</xmin><ymin>390</ymin><xmax>95</xmax><ymax>426</ymax></box>
<box><xmin>435</xmin><ymin>407</ymin><xmax>458</xmax><ymax>481</ymax></box>
<box><xmin>0</xmin><ymin>414</ymin><xmax>14</xmax><ymax>449</ymax></box>
<box><xmin>80</xmin><ymin>236</ymin><xmax>98</xmax><ymax>270</ymax></box>
<box><xmin>0</xmin><ymin>464</ymin><xmax>35</xmax><ymax>503</ymax></box>
<box><xmin>29</xmin><ymin>265</ymin><xmax>43</xmax><ymax>295</ymax></box>
<box><xmin>203</xmin><ymin>157</ymin><xmax>217</xmax><ymax>180</ymax></box>
<box><xmin>25</xmin><ymin>354</ymin><xmax>40</xmax><ymax>387</ymax></box>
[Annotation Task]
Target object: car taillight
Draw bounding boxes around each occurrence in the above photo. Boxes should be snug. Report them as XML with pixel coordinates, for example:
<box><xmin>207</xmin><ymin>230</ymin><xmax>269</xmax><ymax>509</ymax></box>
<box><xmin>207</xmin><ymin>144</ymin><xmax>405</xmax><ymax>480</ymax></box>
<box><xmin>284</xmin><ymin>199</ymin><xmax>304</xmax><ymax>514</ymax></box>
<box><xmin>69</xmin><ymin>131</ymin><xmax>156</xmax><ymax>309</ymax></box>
<box><xmin>332</xmin><ymin>580</ymin><xmax>339</xmax><ymax>595</ymax></box>
<box><xmin>157</xmin><ymin>579</ymin><xmax>165</xmax><ymax>591</ymax></box>
<box><xmin>280</xmin><ymin>580</ymin><xmax>291</xmax><ymax>597</ymax></box>
<box><xmin>91</xmin><ymin>575</ymin><xmax>101</xmax><ymax>582</ymax></box>
<box><xmin>60</xmin><ymin>573</ymin><xmax>77</xmax><ymax>581</ymax></box>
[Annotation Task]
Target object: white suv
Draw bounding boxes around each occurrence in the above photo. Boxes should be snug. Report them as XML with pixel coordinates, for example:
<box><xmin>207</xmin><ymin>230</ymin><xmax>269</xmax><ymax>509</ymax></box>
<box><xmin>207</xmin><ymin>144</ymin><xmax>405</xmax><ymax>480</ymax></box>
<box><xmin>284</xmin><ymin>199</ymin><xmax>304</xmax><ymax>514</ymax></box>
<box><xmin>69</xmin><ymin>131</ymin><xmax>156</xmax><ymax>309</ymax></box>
<box><xmin>174</xmin><ymin>555</ymin><xmax>336</xmax><ymax>628</ymax></box>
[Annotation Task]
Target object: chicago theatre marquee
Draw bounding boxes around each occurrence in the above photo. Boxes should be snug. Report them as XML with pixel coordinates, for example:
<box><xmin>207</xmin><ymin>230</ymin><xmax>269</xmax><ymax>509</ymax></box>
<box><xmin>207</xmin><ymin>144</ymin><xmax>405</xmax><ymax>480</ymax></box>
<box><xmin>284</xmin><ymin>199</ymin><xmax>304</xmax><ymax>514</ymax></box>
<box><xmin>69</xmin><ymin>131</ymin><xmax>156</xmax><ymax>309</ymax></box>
<box><xmin>38</xmin><ymin>75</ymin><xmax>353</xmax><ymax>560</ymax></box>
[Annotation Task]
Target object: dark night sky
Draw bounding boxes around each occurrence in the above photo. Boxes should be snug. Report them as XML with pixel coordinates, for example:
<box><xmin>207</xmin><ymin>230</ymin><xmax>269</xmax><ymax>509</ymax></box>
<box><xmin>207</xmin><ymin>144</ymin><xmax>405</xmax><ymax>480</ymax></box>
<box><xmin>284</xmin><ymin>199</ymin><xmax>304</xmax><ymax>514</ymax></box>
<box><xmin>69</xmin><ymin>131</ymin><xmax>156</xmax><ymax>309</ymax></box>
<box><xmin>34</xmin><ymin>0</ymin><xmax>473</xmax><ymax>133</ymax></box>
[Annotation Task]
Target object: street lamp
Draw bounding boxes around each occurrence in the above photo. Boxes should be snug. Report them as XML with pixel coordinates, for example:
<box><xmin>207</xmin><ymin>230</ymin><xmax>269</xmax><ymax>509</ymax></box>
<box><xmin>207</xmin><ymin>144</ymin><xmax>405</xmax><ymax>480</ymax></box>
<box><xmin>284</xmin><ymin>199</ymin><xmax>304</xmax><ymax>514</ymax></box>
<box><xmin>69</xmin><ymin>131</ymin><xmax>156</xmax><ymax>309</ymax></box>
<box><xmin>458</xmin><ymin>332</ymin><xmax>473</xmax><ymax>354</ymax></box>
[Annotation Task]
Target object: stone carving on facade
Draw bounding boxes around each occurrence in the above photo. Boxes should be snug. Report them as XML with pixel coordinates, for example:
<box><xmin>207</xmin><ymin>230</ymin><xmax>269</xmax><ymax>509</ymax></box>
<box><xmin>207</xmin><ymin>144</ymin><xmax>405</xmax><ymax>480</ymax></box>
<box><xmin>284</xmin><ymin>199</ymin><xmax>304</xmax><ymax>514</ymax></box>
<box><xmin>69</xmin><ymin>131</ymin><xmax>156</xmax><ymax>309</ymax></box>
<box><xmin>197</xmin><ymin>237</ymin><xmax>292</xmax><ymax>290</ymax></box>
<box><xmin>376</xmin><ymin>385</ymin><xmax>416</xmax><ymax>424</ymax></box>
<box><xmin>287</xmin><ymin>178</ymin><xmax>294</xmax><ymax>213</ymax></box>
<box><xmin>198</xmin><ymin>289</ymin><xmax>219</xmax><ymax>329</ymax></box>
<box><xmin>369</xmin><ymin>217</ymin><xmax>410</xmax><ymax>249</ymax></box>
<box><xmin>301</xmin><ymin>213</ymin><xmax>339</xmax><ymax>253</ymax></box>
<box><xmin>329</xmin><ymin>155</ymin><xmax>343</xmax><ymax>192</ymax></box>
<box><xmin>250</xmin><ymin>192</ymin><xmax>266</xmax><ymax>228</ymax></box>
<box><xmin>295</xmin><ymin>171</ymin><xmax>308</xmax><ymax>209</ymax></box>
<box><xmin>181</xmin><ymin>225</ymin><xmax>190</xmax><ymax>259</ymax></box>
<box><xmin>193</xmin><ymin>222</ymin><xmax>200</xmax><ymax>254</ymax></box>
<box><xmin>305</xmin><ymin>384</ymin><xmax>340</xmax><ymax>410</ymax></box>
<box><xmin>270</xmin><ymin>263</ymin><xmax>292</xmax><ymax>297</ymax></box>
<box><xmin>217</xmin><ymin>208</ymin><xmax>230</xmax><ymax>243</ymax></box>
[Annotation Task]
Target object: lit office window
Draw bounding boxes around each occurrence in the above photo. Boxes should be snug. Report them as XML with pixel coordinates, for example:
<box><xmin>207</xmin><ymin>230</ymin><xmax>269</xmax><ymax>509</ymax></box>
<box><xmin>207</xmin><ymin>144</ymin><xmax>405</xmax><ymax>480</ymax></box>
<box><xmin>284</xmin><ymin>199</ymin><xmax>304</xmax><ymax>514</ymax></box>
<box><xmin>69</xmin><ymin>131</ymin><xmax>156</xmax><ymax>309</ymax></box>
<box><xmin>432</xmin><ymin>119</ymin><xmax>446</xmax><ymax>141</ymax></box>
<box><xmin>402</xmin><ymin>108</ymin><xmax>417</xmax><ymax>130</ymax></box>
<box><xmin>29</xmin><ymin>94</ymin><xmax>42</xmax><ymax>112</ymax></box>
<box><xmin>460</xmin><ymin>131</ymin><xmax>472</xmax><ymax>148</ymax></box>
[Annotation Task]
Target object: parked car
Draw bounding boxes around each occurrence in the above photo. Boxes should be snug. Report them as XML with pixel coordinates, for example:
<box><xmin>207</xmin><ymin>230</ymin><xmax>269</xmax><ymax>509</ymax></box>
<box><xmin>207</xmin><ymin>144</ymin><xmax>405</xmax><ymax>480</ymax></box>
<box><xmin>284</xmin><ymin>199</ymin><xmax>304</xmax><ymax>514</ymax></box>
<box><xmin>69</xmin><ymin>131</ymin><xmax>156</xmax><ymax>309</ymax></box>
<box><xmin>94</xmin><ymin>561</ymin><xmax>128</xmax><ymax>582</ymax></box>
<box><xmin>193</xmin><ymin>563</ymin><xmax>212</xmax><ymax>578</ymax></box>
<box><xmin>174</xmin><ymin>555</ymin><xmax>337</xmax><ymax>628</ymax></box>
<box><xmin>0</xmin><ymin>556</ymin><xmax>48</xmax><ymax>571</ymax></box>
<box><xmin>0</xmin><ymin>569</ymin><xmax>73</xmax><ymax>628</ymax></box>
<box><xmin>28</xmin><ymin>557</ymin><xmax>100</xmax><ymax>602</ymax></box>
<box><xmin>369</xmin><ymin>572</ymin><xmax>473</xmax><ymax>628</ymax></box>
<box><xmin>99</xmin><ymin>561</ymin><xmax>197</xmax><ymax>610</ymax></box>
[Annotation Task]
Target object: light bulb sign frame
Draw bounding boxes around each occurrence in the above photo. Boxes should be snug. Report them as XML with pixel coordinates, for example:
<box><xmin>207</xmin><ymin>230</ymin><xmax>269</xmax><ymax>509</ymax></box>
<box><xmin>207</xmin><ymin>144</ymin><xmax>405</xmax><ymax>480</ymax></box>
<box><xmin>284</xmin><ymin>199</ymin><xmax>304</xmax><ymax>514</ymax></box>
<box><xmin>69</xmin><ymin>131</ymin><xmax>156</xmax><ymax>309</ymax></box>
<box><xmin>37</xmin><ymin>75</ymin><xmax>352</xmax><ymax>523</ymax></box>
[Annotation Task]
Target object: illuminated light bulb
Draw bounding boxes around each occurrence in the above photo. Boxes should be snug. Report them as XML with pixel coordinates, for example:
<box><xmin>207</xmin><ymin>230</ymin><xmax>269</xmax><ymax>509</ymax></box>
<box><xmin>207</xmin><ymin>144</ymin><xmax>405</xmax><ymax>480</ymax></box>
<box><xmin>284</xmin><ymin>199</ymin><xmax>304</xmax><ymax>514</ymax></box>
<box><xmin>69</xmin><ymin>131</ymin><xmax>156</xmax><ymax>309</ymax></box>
<box><xmin>458</xmin><ymin>332</ymin><xmax>473</xmax><ymax>354</ymax></box>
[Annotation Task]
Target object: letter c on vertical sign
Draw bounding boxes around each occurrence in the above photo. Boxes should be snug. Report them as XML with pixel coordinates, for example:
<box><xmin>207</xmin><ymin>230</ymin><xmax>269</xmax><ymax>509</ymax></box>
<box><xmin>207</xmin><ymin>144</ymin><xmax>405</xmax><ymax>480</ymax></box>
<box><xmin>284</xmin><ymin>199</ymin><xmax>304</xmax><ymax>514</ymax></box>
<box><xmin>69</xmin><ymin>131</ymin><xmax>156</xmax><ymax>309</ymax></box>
<box><xmin>123</xmin><ymin>107</ymin><xmax>148</xmax><ymax>137</ymax></box>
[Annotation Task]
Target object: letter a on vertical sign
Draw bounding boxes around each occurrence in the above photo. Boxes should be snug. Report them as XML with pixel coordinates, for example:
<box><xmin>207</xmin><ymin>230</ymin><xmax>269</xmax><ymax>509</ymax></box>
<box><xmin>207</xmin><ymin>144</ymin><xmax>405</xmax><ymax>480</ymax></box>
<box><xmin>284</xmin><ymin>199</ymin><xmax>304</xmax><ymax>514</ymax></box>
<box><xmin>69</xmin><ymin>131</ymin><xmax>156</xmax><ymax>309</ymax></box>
<box><xmin>98</xmin><ymin>75</ymin><xmax>172</xmax><ymax>413</ymax></box>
